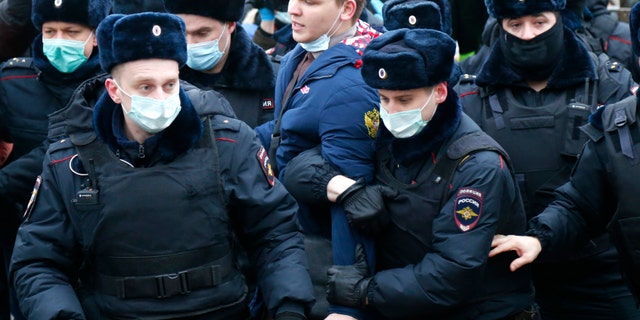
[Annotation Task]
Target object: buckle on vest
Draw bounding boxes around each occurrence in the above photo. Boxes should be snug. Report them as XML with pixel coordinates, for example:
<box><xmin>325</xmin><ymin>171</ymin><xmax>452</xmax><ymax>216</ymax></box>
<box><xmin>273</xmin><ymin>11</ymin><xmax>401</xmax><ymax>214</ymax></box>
<box><xmin>615</xmin><ymin>111</ymin><xmax>627</xmax><ymax>127</ymax></box>
<box><xmin>155</xmin><ymin>271</ymin><xmax>190</xmax><ymax>298</ymax></box>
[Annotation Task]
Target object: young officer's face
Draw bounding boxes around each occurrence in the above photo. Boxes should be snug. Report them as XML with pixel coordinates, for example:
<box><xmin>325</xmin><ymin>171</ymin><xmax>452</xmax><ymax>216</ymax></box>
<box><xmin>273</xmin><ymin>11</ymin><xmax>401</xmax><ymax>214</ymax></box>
<box><xmin>378</xmin><ymin>83</ymin><xmax>447</xmax><ymax>120</ymax></box>
<box><xmin>41</xmin><ymin>21</ymin><xmax>97</xmax><ymax>57</ymax></box>
<box><xmin>501</xmin><ymin>12</ymin><xmax>557</xmax><ymax>40</ymax></box>
<box><xmin>288</xmin><ymin>0</ymin><xmax>353</xmax><ymax>43</ymax></box>
<box><xmin>107</xmin><ymin>59</ymin><xmax>180</xmax><ymax>108</ymax></box>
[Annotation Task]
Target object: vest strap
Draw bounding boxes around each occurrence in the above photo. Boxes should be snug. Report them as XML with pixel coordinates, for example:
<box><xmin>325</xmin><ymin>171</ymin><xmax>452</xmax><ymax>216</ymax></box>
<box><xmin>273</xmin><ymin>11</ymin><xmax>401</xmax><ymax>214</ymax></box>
<box><xmin>488</xmin><ymin>94</ymin><xmax>505</xmax><ymax>130</ymax></box>
<box><xmin>95</xmin><ymin>252</ymin><xmax>235</xmax><ymax>299</ymax></box>
<box><xmin>615</xmin><ymin>108</ymin><xmax>635</xmax><ymax>159</ymax></box>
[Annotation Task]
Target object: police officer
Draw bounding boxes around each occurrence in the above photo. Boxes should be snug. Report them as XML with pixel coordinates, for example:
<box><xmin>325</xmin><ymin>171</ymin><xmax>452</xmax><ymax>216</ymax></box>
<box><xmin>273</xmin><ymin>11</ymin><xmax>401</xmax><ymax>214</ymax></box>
<box><xmin>0</xmin><ymin>1</ymin><xmax>110</xmax><ymax>319</ymax></box>
<box><xmin>10</xmin><ymin>12</ymin><xmax>314</xmax><ymax>320</ymax></box>
<box><xmin>164</xmin><ymin>0</ymin><xmax>275</xmax><ymax>128</ymax></box>
<box><xmin>454</xmin><ymin>0</ymin><xmax>638</xmax><ymax>318</ymax></box>
<box><xmin>490</xmin><ymin>2</ymin><xmax>640</xmax><ymax>312</ymax></box>
<box><xmin>302</xmin><ymin>28</ymin><xmax>536</xmax><ymax>319</ymax></box>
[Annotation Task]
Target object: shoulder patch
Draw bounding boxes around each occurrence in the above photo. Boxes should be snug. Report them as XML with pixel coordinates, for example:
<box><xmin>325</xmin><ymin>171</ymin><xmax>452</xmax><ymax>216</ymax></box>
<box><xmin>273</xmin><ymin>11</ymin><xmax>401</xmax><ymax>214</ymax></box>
<box><xmin>23</xmin><ymin>175</ymin><xmax>42</xmax><ymax>220</ymax></box>
<box><xmin>365</xmin><ymin>107</ymin><xmax>380</xmax><ymax>139</ymax></box>
<box><xmin>262</xmin><ymin>98</ymin><xmax>274</xmax><ymax>110</ymax></box>
<box><xmin>454</xmin><ymin>187</ymin><xmax>483</xmax><ymax>232</ymax></box>
<box><xmin>256</xmin><ymin>146</ymin><xmax>275</xmax><ymax>187</ymax></box>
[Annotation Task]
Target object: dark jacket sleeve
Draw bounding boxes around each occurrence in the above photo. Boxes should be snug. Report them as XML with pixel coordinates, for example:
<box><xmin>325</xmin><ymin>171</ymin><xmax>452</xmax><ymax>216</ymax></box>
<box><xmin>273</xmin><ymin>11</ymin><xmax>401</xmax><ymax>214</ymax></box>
<box><xmin>528</xmin><ymin>139</ymin><xmax>614</xmax><ymax>254</ymax></box>
<box><xmin>370</xmin><ymin>151</ymin><xmax>521</xmax><ymax>317</ymax></box>
<box><xmin>215</xmin><ymin>117</ymin><xmax>315</xmax><ymax>316</ymax></box>
<box><xmin>0</xmin><ymin>0</ymin><xmax>36</xmax><ymax>61</ymax></box>
<box><xmin>0</xmin><ymin>142</ymin><xmax>47</xmax><ymax>204</ymax></box>
<box><xmin>10</xmin><ymin>142</ymin><xmax>85</xmax><ymax>320</ymax></box>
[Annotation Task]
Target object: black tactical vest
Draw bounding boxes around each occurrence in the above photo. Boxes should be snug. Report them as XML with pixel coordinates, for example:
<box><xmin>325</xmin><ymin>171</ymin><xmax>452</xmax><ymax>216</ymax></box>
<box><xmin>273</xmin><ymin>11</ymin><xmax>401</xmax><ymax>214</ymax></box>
<box><xmin>472</xmin><ymin>84</ymin><xmax>596</xmax><ymax>219</ymax></box>
<box><xmin>68</xmin><ymin>120</ymin><xmax>246</xmax><ymax>319</ymax></box>
<box><xmin>583</xmin><ymin>97</ymin><xmax>640</xmax><ymax>301</ymax></box>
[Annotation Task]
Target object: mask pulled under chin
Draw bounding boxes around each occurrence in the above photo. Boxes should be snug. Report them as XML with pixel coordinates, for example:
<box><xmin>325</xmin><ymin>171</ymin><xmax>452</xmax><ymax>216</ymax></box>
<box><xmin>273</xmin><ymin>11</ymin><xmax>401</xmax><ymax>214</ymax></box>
<box><xmin>499</xmin><ymin>18</ymin><xmax>564</xmax><ymax>81</ymax></box>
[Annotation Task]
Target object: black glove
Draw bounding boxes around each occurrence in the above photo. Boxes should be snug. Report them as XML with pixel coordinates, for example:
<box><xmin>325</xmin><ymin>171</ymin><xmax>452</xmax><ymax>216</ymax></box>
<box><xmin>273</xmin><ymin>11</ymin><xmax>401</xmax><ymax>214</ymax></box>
<box><xmin>275</xmin><ymin>311</ymin><xmax>306</xmax><ymax>320</ymax></box>
<box><xmin>337</xmin><ymin>179</ymin><xmax>397</xmax><ymax>234</ymax></box>
<box><xmin>326</xmin><ymin>244</ymin><xmax>372</xmax><ymax>308</ymax></box>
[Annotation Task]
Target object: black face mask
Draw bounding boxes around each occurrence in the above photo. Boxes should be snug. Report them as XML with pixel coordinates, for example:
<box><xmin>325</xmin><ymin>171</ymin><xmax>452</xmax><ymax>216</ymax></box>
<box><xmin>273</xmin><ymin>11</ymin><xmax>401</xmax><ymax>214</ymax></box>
<box><xmin>499</xmin><ymin>18</ymin><xmax>564</xmax><ymax>81</ymax></box>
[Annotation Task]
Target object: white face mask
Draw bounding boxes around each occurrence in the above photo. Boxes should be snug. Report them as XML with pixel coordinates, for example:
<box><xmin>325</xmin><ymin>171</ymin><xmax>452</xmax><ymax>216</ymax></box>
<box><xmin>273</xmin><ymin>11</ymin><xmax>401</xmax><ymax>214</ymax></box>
<box><xmin>379</xmin><ymin>89</ymin><xmax>437</xmax><ymax>139</ymax></box>
<box><xmin>115</xmin><ymin>81</ymin><xmax>182</xmax><ymax>134</ymax></box>
<box><xmin>300</xmin><ymin>2</ymin><xmax>345</xmax><ymax>52</ymax></box>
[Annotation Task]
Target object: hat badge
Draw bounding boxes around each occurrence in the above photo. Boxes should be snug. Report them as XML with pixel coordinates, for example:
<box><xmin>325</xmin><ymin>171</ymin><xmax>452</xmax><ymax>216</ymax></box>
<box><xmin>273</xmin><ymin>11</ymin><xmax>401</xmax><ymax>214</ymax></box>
<box><xmin>378</xmin><ymin>68</ymin><xmax>388</xmax><ymax>80</ymax></box>
<box><xmin>54</xmin><ymin>0</ymin><xmax>63</xmax><ymax>7</ymax></box>
<box><xmin>152</xmin><ymin>25</ymin><xmax>162</xmax><ymax>36</ymax></box>
<box><xmin>408</xmin><ymin>15</ymin><xmax>417</xmax><ymax>25</ymax></box>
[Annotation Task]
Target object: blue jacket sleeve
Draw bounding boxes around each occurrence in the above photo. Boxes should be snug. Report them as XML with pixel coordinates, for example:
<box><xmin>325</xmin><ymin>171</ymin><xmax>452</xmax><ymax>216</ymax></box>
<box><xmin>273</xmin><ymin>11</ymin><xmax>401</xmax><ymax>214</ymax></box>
<box><xmin>10</xmin><ymin>147</ymin><xmax>85</xmax><ymax>320</ymax></box>
<box><xmin>369</xmin><ymin>151</ymin><xmax>520</xmax><ymax>317</ymax></box>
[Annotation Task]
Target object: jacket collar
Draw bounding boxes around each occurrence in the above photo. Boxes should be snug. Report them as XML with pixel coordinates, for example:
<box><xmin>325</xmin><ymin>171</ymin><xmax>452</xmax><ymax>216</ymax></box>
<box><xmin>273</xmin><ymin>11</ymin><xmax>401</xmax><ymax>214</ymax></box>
<box><xmin>377</xmin><ymin>89</ymin><xmax>462</xmax><ymax>165</ymax></box>
<box><xmin>93</xmin><ymin>87</ymin><xmax>203</xmax><ymax>163</ymax></box>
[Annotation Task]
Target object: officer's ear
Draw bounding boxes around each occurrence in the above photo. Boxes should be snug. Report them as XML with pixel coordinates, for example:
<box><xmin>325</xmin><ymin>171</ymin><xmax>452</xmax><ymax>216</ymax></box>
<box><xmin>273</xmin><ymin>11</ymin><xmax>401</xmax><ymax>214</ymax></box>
<box><xmin>434</xmin><ymin>82</ymin><xmax>448</xmax><ymax>104</ymax></box>
<box><xmin>105</xmin><ymin>78</ymin><xmax>122</xmax><ymax>104</ymax></box>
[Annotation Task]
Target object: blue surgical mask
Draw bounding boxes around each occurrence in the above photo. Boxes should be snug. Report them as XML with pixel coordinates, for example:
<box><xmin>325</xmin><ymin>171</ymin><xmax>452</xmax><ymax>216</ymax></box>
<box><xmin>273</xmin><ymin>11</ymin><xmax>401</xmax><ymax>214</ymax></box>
<box><xmin>186</xmin><ymin>25</ymin><xmax>228</xmax><ymax>71</ymax></box>
<box><xmin>115</xmin><ymin>81</ymin><xmax>182</xmax><ymax>134</ymax></box>
<box><xmin>42</xmin><ymin>32</ymin><xmax>93</xmax><ymax>73</ymax></box>
<box><xmin>300</xmin><ymin>3</ymin><xmax>345</xmax><ymax>52</ymax></box>
<box><xmin>379</xmin><ymin>89</ymin><xmax>437</xmax><ymax>139</ymax></box>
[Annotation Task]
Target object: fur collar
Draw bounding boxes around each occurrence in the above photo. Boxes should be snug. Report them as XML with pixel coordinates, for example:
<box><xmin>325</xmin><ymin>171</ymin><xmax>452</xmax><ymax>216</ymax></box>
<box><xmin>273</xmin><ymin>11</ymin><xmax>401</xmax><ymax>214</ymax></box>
<box><xmin>93</xmin><ymin>88</ymin><xmax>203</xmax><ymax>163</ymax></box>
<box><xmin>475</xmin><ymin>28</ymin><xmax>596</xmax><ymax>89</ymax></box>
<box><xmin>377</xmin><ymin>89</ymin><xmax>462</xmax><ymax>164</ymax></box>
<box><xmin>180</xmin><ymin>25</ymin><xmax>275</xmax><ymax>91</ymax></box>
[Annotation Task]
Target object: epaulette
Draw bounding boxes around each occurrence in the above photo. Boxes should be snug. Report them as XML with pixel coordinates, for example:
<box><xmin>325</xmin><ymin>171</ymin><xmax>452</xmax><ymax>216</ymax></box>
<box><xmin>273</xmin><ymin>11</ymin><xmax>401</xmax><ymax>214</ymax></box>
<box><xmin>606</xmin><ymin>60</ymin><xmax>623</xmax><ymax>72</ymax></box>
<box><xmin>48</xmin><ymin>137</ymin><xmax>76</xmax><ymax>154</ymax></box>
<box><xmin>1</xmin><ymin>57</ymin><xmax>35</xmax><ymax>71</ymax></box>
<box><xmin>208</xmin><ymin>114</ymin><xmax>243</xmax><ymax>133</ymax></box>
<box><xmin>458</xmin><ymin>74</ymin><xmax>477</xmax><ymax>84</ymax></box>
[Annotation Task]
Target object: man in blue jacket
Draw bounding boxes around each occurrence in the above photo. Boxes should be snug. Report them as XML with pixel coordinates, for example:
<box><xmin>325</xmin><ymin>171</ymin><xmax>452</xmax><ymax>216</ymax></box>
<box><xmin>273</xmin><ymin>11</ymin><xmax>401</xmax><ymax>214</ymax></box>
<box><xmin>10</xmin><ymin>12</ymin><xmax>314</xmax><ymax>320</ymax></box>
<box><xmin>254</xmin><ymin>1</ymin><xmax>380</xmax><ymax>319</ymax></box>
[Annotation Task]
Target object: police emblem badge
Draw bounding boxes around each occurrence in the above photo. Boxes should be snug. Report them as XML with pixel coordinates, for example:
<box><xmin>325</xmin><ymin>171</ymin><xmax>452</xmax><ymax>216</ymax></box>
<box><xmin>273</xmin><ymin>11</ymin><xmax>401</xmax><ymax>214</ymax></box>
<box><xmin>256</xmin><ymin>146</ymin><xmax>275</xmax><ymax>187</ymax></box>
<box><xmin>454</xmin><ymin>187</ymin><xmax>482</xmax><ymax>232</ymax></box>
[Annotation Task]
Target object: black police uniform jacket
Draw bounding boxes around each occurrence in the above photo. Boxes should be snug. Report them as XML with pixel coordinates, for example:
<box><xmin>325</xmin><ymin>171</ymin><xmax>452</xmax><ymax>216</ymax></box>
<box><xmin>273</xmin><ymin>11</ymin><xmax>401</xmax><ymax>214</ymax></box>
<box><xmin>528</xmin><ymin>93</ymin><xmax>640</xmax><ymax>301</ymax></box>
<box><xmin>0</xmin><ymin>36</ymin><xmax>103</xmax><ymax>233</ymax></box>
<box><xmin>180</xmin><ymin>24</ymin><xmax>275</xmax><ymax>128</ymax></box>
<box><xmin>10</xmin><ymin>79</ymin><xmax>315</xmax><ymax>319</ymax></box>
<box><xmin>367</xmin><ymin>92</ymin><xmax>534</xmax><ymax>319</ymax></box>
<box><xmin>454</xmin><ymin>27</ymin><xmax>638</xmax><ymax>304</ymax></box>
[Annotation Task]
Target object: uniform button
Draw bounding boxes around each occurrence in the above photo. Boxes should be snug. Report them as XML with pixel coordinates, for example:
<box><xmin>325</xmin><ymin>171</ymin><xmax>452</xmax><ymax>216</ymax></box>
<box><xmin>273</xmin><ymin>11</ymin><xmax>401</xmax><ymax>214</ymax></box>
<box><xmin>223</xmin><ymin>120</ymin><xmax>229</xmax><ymax>124</ymax></box>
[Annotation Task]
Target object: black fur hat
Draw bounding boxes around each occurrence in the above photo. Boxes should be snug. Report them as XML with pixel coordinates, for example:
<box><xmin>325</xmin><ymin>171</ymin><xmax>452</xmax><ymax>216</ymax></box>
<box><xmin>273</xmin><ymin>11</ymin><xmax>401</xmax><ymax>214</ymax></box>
<box><xmin>631</xmin><ymin>2</ymin><xmax>640</xmax><ymax>57</ymax></box>
<box><xmin>485</xmin><ymin>0</ymin><xmax>566</xmax><ymax>19</ymax></box>
<box><xmin>383</xmin><ymin>0</ymin><xmax>452</xmax><ymax>35</ymax></box>
<box><xmin>32</xmin><ymin>0</ymin><xmax>111</xmax><ymax>30</ymax></box>
<box><xmin>164</xmin><ymin>0</ymin><xmax>245</xmax><ymax>22</ymax></box>
<box><xmin>361</xmin><ymin>28</ymin><xmax>455</xmax><ymax>90</ymax></box>
<box><xmin>97</xmin><ymin>12</ymin><xmax>187</xmax><ymax>73</ymax></box>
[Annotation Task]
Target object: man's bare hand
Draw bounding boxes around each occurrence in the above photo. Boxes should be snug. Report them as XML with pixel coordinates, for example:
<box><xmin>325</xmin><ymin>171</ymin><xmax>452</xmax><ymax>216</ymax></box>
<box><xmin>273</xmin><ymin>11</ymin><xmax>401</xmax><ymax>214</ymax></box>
<box><xmin>324</xmin><ymin>313</ymin><xmax>357</xmax><ymax>320</ymax></box>
<box><xmin>489</xmin><ymin>234</ymin><xmax>542</xmax><ymax>272</ymax></box>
